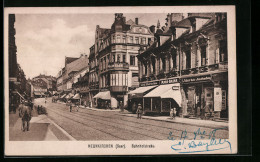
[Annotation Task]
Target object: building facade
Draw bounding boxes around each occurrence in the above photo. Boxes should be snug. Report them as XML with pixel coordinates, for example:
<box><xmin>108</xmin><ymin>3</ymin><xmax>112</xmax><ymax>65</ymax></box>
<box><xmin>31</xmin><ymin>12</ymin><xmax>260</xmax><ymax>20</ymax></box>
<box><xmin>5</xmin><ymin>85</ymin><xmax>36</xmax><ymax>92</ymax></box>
<box><xmin>90</xmin><ymin>13</ymin><xmax>154</xmax><ymax>109</ymax></box>
<box><xmin>136</xmin><ymin>13</ymin><xmax>228</xmax><ymax>120</ymax></box>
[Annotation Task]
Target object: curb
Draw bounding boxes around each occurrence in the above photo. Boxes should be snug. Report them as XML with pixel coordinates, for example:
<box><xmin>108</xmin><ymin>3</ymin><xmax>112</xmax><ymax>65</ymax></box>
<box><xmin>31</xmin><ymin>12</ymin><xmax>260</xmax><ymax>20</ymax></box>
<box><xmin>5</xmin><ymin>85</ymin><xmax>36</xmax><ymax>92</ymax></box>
<box><xmin>118</xmin><ymin>113</ymin><xmax>229</xmax><ymax>130</ymax></box>
<box><xmin>47</xmin><ymin>117</ymin><xmax>77</xmax><ymax>141</ymax></box>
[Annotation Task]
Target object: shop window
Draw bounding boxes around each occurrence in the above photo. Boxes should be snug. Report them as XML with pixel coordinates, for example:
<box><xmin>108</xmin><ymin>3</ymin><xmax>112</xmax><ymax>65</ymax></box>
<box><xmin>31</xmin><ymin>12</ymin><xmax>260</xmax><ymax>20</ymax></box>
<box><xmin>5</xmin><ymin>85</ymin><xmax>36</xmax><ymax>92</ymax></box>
<box><xmin>186</xmin><ymin>50</ymin><xmax>191</xmax><ymax>69</ymax></box>
<box><xmin>201</xmin><ymin>46</ymin><xmax>206</xmax><ymax>66</ymax></box>
<box><xmin>122</xmin><ymin>54</ymin><xmax>126</xmax><ymax>63</ymax></box>
<box><xmin>130</xmin><ymin>55</ymin><xmax>136</xmax><ymax>66</ymax></box>
<box><xmin>219</xmin><ymin>40</ymin><xmax>227</xmax><ymax>62</ymax></box>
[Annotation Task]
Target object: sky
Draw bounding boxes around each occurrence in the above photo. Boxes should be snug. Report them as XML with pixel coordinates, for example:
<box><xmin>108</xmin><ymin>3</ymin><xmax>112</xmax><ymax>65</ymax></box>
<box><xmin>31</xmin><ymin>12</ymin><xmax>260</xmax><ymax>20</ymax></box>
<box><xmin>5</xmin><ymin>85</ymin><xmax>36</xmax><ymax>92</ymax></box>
<box><xmin>15</xmin><ymin>13</ymin><xmax>167</xmax><ymax>79</ymax></box>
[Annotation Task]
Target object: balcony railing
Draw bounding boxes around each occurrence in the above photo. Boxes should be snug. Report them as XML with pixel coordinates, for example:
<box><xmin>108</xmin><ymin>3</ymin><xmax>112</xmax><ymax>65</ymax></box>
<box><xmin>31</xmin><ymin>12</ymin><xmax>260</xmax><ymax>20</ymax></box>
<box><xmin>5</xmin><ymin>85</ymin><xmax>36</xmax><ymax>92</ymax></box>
<box><xmin>107</xmin><ymin>62</ymin><xmax>129</xmax><ymax>71</ymax></box>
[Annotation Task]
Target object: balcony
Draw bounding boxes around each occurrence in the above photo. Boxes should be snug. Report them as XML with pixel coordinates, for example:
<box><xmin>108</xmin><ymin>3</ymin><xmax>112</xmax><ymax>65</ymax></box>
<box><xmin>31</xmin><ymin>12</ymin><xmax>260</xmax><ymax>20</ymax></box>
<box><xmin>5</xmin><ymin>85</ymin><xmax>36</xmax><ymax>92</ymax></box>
<box><xmin>107</xmin><ymin>62</ymin><xmax>129</xmax><ymax>71</ymax></box>
<box><xmin>110</xmin><ymin>86</ymin><xmax>128</xmax><ymax>92</ymax></box>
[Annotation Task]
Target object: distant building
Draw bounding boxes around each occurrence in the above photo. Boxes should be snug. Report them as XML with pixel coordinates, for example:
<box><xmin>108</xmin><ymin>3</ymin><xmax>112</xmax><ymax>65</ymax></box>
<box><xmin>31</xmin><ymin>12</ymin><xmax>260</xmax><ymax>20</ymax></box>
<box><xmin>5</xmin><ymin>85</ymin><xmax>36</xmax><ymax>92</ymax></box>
<box><xmin>89</xmin><ymin>13</ymin><xmax>154</xmax><ymax>109</ymax></box>
<box><xmin>32</xmin><ymin>74</ymin><xmax>57</xmax><ymax>97</ymax></box>
<box><xmin>136</xmin><ymin>13</ymin><xmax>228</xmax><ymax>119</ymax></box>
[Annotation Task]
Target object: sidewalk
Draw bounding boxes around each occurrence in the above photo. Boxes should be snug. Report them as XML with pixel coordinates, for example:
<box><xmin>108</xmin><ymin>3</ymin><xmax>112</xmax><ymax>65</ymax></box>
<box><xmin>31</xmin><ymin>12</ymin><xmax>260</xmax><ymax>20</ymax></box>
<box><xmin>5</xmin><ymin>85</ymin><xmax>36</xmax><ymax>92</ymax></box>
<box><xmin>9</xmin><ymin>107</ymin><xmax>76</xmax><ymax>141</ymax></box>
<box><xmin>118</xmin><ymin>112</ymin><xmax>229</xmax><ymax>129</ymax></box>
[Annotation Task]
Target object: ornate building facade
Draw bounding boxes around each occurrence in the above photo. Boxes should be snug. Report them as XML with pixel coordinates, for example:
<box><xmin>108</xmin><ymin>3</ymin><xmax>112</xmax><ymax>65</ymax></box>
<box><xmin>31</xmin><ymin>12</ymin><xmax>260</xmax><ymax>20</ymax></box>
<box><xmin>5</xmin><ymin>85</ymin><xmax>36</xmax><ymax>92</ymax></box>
<box><xmin>90</xmin><ymin>13</ymin><xmax>154</xmax><ymax>109</ymax></box>
<box><xmin>136</xmin><ymin>13</ymin><xmax>228</xmax><ymax>120</ymax></box>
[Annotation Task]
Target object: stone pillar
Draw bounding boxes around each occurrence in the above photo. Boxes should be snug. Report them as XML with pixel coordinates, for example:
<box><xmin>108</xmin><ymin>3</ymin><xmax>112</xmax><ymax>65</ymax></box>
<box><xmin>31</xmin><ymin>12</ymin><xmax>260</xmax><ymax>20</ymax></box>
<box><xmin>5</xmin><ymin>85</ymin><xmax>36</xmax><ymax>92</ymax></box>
<box><xmin>160</xmin><ymin>58</ymin><xmax>163</xmax><ymax>71</ymax></box>
<box><xmin>139</xmin><ymin>62</ymin><xmax>143</xmax><ymax>78</ymax></box>
<box><xmin>182</xmin><ymin>51</ymin><xmax>186</xmax><ymax>70</ymax></box>
<box><xmin>147</xmin><ymin>63</ymin><xmax>151</xmax><ymax>77</ymax></box>
<box><xmin>165</xmin><ymin>57</ymin><xmax>169</xmax><ymax>73</ymax></box>
<box><xmin>215</xmin><ymin>48</ymin><xmax>219</xmax><ymax>64</ymax></box>
<box><xmin>150</xmin><ymin>61</ymin><xmax>153</xmax><ymax>74</ymax></box>
<box><xmin>180</xmin><ymin>86</ymin><xmax>187</xmax><ymax>117</ymax></box>
<box><xmin>170</xmin><ymin>55</ymin><xmax>173</xmax><ymax>70</ymax></box>
<box><xmin>197</xmin><ymin>45</ymin><xmax>201</xmax><ymax>67</ymax></box>
<box><xmin>123</xmin><ymin>94</ymin><xmax>128</xmax><ymax>107</ymax></box>
<box><xmin>176</xmin><ymin>50</ymin><xmax>180</xmax><ymax>71</ymax></box>
<box><xmin>111</xmin><ymin>94</ymin><xmax>117</xmax><ymax>109</ymax></box>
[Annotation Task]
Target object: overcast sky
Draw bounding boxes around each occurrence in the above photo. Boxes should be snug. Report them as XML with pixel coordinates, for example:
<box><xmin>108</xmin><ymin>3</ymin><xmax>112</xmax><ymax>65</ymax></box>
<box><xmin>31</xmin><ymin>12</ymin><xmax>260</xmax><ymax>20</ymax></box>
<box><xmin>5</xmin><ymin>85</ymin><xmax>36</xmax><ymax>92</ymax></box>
<box><xmin>15</xmin><ymin>13</ymin><xmax>167</xmax><ymax>79</ymax></box>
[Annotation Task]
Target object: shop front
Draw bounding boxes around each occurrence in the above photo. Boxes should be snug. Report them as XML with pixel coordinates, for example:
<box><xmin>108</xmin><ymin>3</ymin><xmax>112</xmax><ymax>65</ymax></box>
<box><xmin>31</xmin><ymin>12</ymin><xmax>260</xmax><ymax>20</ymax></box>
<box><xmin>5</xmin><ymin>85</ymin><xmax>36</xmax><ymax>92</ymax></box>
<box><xmin>180</xmin><ymin>72</ymin><xmax>228</xmax><ymax>120</ymax></box>
<box><xmin>93</xmin><ymin>91</ymin><xmax>111</xmax><ymax>108</ymax></box>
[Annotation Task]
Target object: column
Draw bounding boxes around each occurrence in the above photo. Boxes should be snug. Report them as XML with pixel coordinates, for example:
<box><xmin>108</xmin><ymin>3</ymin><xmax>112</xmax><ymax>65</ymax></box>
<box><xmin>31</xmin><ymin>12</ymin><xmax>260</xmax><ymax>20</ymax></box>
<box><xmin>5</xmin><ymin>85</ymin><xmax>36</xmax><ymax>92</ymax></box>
<box><xmin>139</xmin><ymin>62</ymin><xmax>143</xmax><ymax>78</ymax></box>
<box><xmin>180</xmin><ymin>86</ymin><xmax>187</xmax><ymax>117</ymax></box>
<box><xmin>170</xmin><ymin>55</ymin><xmax>173</xmax><ymax>70</ymax></box>
<box><xmin>150</xmin><ymin>61</ymin><xmax>153</xmax><ymax>74</ymax></box>
<box><xmin>176</xmin><ymin>49</ymin><xmax>180</xmax><ymax>71</ymax></box>
<box><xmin>147</xmin><ymin>63</ymin><xmax>151</xmax><ymax>77</ymax></box>
<box><xmin>165</xmin><ymin>57</ymin><xmax>169</xmax><ymax>73</ymax></box>
<box><xmin>160</xmin><ymin>58</ymin><xmax>163</xmax><ymax>71</ymax></box>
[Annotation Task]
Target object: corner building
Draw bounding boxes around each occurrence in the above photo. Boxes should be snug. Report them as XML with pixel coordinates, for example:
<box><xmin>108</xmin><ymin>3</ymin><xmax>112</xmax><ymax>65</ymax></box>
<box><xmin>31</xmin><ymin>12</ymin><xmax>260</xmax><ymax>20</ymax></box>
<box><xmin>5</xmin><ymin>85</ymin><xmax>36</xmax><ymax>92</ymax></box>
<box><xmin>90</xmin><ymin>13</ymin><xmax>154</xmax><ymax>109</ymax></box>
<box><xmin>137</xmin><ymin>13</ymin><xmax>228</xmax><ymax>120</ymax></box>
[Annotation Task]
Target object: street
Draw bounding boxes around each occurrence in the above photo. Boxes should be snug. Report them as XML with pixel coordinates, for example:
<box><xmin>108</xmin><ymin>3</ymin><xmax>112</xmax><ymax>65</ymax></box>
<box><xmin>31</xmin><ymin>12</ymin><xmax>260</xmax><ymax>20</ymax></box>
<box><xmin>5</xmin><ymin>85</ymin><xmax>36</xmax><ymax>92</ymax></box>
<box><xmin>33</xmin><ymin>98</ymin><xmax>228</xmax><ymax>141</ymax></box>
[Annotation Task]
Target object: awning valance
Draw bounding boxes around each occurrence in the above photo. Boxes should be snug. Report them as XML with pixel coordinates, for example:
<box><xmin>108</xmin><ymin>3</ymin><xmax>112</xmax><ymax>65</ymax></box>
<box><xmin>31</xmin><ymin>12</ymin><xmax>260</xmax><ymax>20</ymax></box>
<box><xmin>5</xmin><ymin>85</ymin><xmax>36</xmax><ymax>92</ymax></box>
<box><xmin>72</xmin><ymin>93</ymin><xmax>80</xmax><ymax>99</ymax></box>
<box><xmin>128</xmin><ymin>85</ymin><xmax>157</xmax><ymax>95</ymax></box>
<box><xmin>93</xmin><ymin>91</ymin><xmax>111</xmax><ymax>100</ymax></box>
<box><xmin>144</xmin><ymin>84</ymin><xmax>176</xmax><ymax>98</ymax></box>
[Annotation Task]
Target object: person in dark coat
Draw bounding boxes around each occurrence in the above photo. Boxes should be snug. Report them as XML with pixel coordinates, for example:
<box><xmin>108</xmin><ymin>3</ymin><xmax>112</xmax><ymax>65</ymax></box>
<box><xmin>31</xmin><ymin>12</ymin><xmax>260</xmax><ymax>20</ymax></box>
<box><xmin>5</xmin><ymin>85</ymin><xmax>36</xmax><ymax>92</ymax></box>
<box><xmin>120</xmin><ymin>101</ymin><xmax>124</xmax><ymax>113</ymax></box>
<box><xmin>136</xmin><ymin>103</ymin><xmax>143</xmax><ymax>119</ymax></box>
<box><xmin>19</xmin><ymin>101</ymin><xmax>32</xmax><ymax>131</ymax></box>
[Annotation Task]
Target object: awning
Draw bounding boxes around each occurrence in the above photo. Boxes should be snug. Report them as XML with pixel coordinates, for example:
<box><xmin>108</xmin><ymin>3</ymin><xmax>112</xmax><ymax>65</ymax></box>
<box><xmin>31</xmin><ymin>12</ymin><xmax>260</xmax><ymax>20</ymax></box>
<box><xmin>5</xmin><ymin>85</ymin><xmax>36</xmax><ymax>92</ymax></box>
<box><xmin>160</xmin><ymin>88</ymin><xmax>182</xmax><ymax>107</ymax></box>
<box><xmin>65</xmin><ymin>93</ymin><xmax>74</xmax><ymax>99</ymax></box>
<box><xmin>17</xmin><ymin>91</ymin><xmax>25</xmax><ymax>100</ymax></box>
<box><xmin>34</xmin><ymin>92</ymin><xmax>42</xmax><ymax>96</ymax></box>
<box><xmin>72</xmin><ymin>93</ymin><xmax>80</xmax><ymax>99</ymax></box>
<box><xmin>93</xmin><ymin>91</ymin><xmax>111</xmax><ymax>100</ymax></box>
<box><xmin>144</xmin><ymin>84</ymin><xmax>175</xmax><ymax>98</ymax></box>
<box><xmin>60</xmin><ymin>94</ymin><xmax>67</xmax><ymax>98</ymax></box>
<box><xmin>128</xmin><ymin>85</ymin><xmax>157</xmax><ymax>95</ymax></box>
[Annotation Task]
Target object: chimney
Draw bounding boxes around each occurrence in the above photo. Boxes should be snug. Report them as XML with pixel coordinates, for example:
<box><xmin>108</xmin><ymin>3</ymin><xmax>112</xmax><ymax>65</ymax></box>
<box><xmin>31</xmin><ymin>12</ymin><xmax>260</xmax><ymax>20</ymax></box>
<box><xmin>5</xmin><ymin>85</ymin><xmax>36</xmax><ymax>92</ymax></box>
<box><xmin>135</xmin><ymin>18</ymin><xmax>138</xmax><ymax>25</ymax></box>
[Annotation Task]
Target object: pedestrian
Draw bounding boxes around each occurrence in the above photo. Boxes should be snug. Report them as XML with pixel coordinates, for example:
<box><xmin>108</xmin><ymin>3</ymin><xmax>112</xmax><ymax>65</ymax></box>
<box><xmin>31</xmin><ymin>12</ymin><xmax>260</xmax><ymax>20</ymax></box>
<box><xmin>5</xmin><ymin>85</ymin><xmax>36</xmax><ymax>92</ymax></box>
<box><xmin>136</xmin><ymin>103</ymin><xmax>143</xmax><ymax>119</ymax></box>
<box><xmin>170</xmin><ymin>108</ymin><xmax>174</xmax><ymax>119</ymax></box>
<box><xmin>19</xmin><ymin>100</ymin><xmax>32</xmax><ymax>131</ymax></box>
<box><xmin>105</xmin><ymin>101</ymin><xmax>108</xmax><ymax>110</ymax></box>
<box><xmin>69</xmin><ymin>102</ymin><xmax>72</xmax><ymax>112</ymax></box>
<box><xmin>76</xmin><ymin>102</ymin><xmax>79</xmax><ymax>112</ymax></box>
<box><xmin>120</xmin><ymin>101</ymin><xmax>124</xmax><ymax>113</ymax></box>
<box><xmin>37</xmin><ymin>105</ymin><xmax>40</xmax><ymax>114</ymax></box>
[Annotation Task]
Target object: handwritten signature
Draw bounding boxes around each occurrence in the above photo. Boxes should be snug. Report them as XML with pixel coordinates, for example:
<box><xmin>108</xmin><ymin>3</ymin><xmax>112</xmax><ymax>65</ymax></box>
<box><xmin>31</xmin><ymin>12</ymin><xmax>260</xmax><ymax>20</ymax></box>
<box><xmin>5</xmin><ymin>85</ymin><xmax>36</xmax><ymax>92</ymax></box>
<box><xmin>167</xmin><ymin>127</ymin><xmax>232</xmax><ymax>153</ymax></box>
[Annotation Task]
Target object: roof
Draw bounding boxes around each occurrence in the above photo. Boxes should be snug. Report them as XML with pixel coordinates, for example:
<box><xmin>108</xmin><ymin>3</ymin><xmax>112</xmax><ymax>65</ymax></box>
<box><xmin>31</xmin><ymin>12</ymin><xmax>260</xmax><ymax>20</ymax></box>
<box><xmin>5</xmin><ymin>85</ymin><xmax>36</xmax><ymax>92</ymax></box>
<box><xmin>65</xmin><ymin>57</ymin><xmax>78</xmax><ymax>65</ymax></box>
<box><xmin>66</xmin><ymin>55</ymin><xmax>89</xmax><ymax>76</ymax></box>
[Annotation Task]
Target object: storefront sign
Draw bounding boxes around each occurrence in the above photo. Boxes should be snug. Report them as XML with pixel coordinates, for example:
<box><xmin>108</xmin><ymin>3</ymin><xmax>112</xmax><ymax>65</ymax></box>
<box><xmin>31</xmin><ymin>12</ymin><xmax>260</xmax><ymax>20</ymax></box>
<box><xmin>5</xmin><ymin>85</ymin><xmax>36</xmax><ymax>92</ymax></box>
<box><xmin>160</xmin><ymin>78</ymin><xmax>179</xmax><ymax>85</ymax></box>
<box><xmin>214</xmin><ymin>87</ymin><xmax>222</xmax><ymax>111</ymax></box>
<box><xmin>181</xmin><ymin>75</ymin><xmax>211</xmax><ymax>83</ymax></box>
<box><xmin>139</xmin><ymin>81</ymin><xmax>159</xmax><ymax>87</ymax></box>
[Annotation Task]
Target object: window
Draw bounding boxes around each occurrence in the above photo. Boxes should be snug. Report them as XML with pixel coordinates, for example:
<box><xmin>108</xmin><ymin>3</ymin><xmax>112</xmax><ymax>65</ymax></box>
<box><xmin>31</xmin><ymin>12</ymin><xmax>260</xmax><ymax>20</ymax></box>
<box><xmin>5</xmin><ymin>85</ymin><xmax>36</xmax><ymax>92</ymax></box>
<box><xmin>130</xmin><ymin>55</ymin><xmax>136</xmax><ymax>66</ymax></box>
<box><xmin>113</xmin><ymin>54</ymin><xmax>116</xmax><ymax>62</ymax></box>
<box><xmin>135</xmin><ymin>37</ymin><xmax>139</xmax><ymax>44</ymax></box>
<box><xmin>117</xmin><ymin>54</ymin><xmax>121</xmax><ymax>62</ymax></box>
<box><xmin>130</xmin><ymin>36</ymin><xmax>133</xmax><ymax>43</ymax></box>
<box><xmin>219</xmin><ymin>40</ymin><xmax>227</xmax><ymax>62</ymax></box>
<box><xmin>117</xmin><ymin>35</ymin><xmax>121</xmax><ymax>43</ymax></box>
<box><xmin>186</xmin><ymin>50</ymin><xmax>191</xmax><ymax>69</ymax></box>
<box><xmin>112</xmin><ymin>36</ymin><xmax>115</xmax><ymax>43</ymax></box>
<box><xmin>122</xmin><ymin>36</ymin><xmax>126</xmax><ymax>43</ymax></box>
<box><xmin>201</xmin><ymin>46</ymin><xmax>206</xmax><ymax>66</ymax></box>
<box><xmin>122</xmin><ymin>54</ymin><xmax>126</xmax><ymax>63</ymax></box>
<box><xmin>142</xmin><ymin>37</ymin><xmax>146</xmax><ymax>44</ymax></box>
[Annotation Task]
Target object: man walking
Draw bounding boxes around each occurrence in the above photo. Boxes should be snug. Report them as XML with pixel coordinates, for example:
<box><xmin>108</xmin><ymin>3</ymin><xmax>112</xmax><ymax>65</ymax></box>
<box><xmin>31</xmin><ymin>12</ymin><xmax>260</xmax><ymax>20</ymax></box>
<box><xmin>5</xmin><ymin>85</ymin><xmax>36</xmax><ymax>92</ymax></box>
<box><xmin>136</xmin><ymin>103</ymin><xmax>143</xmax><ymax>119</ymax></box>
<box><xmin>19</xmin><ymin>100</ymin><xmax>32</xmax><ymax>131</ymax></box>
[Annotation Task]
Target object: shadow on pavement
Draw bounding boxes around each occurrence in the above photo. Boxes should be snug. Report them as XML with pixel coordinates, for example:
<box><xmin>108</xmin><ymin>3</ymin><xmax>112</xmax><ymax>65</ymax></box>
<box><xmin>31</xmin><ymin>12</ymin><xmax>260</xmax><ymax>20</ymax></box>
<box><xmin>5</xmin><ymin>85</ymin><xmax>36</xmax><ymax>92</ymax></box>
<box><xmin>9</xmin><ymin>123</ymin><xmax>49</xmax><ymax>141</ymax></box>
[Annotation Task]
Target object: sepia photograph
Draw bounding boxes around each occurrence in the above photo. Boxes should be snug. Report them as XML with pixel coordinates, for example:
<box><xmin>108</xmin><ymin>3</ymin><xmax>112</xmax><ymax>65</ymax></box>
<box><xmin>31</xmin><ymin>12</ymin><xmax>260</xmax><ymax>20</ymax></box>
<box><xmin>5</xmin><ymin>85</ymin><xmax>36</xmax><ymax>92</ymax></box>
<box><xmin>4</xmin><ymin>6</ymin><xmax>237</xmax><ymax>155</ymax></box>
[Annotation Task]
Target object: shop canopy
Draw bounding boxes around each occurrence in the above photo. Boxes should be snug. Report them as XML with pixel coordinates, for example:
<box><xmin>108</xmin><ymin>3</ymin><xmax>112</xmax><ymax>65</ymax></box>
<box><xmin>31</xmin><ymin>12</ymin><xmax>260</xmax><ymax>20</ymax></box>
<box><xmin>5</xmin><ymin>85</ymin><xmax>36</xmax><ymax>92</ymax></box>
<box><xmin>160</xmin><ymin>88</ymin><xmax>182</xmax><ymax>107</ymax></box>
<box><xmin>65</xmin><ymin>93</ymin><xmax>74</xmax><ymax>99</ymax></box>
<box><xmin>128</xmin><ymin>85</ymin><xmax>157</xmax><ymax>95</ymax></box>
<box><xmin>34</xmin><ymin>92</ymin><xmax>42</xmax><ymax>96</ymax></box>
<box><xmin>144</xmin><ymin>83</ymin><xmax>181</xmax><ymax>106</ymax></box>
<box><xmin>93</xmin><ymin>91</ymin><xmax>111</xmax><ymax>100</ymax></box>
<box><xmin>60</xmin><ymin>94</ymin><xmax>67</xmax><ymax>98</ymax></box>
<box><xmin>72</xmin><ymin>93</ymin><xmax>80</xmax><ymax>99</ymax></box>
